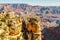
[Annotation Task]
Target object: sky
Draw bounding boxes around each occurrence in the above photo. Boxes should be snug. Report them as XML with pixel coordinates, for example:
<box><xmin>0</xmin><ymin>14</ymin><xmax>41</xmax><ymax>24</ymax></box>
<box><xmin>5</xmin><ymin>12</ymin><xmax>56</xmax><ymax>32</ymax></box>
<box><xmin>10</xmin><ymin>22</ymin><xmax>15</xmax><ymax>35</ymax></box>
<box><xmin>0</xmin><ymin>0</ymin><xmax>59</xmax><ymax>6</ymax></box>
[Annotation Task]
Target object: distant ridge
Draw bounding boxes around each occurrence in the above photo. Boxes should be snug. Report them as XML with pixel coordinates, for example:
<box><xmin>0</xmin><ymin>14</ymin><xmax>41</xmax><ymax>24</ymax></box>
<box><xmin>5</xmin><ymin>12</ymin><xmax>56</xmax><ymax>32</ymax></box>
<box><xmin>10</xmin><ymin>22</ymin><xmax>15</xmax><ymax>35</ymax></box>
<box><xmin>0</xmin><ymin>4</ymin><xmax>60</xmax><ymax>24</ymax></box>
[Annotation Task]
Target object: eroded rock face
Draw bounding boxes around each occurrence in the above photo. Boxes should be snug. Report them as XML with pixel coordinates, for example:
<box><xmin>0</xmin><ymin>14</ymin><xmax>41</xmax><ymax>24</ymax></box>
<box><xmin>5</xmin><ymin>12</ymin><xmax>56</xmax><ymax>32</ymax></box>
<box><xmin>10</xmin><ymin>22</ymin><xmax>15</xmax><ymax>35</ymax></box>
<box><xmin>0</xmin><ymin>12</ymin><xmax>41</xmax><ymax>40</ymax></box>
<box><xmin>25</xmin><ymin>17</ymin><xmax>41</xmax><ymax>40</ymax></box>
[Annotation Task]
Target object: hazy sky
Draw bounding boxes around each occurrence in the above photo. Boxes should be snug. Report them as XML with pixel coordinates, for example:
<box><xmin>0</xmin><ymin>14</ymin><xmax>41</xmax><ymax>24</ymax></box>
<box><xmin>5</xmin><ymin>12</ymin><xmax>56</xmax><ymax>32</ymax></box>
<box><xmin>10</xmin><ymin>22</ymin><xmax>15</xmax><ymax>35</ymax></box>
<box><xmin>0</xmin><ymin>0</ymin><xmax>59</xmax><ymax>6</ymax></box>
